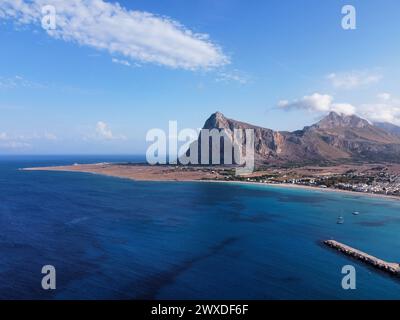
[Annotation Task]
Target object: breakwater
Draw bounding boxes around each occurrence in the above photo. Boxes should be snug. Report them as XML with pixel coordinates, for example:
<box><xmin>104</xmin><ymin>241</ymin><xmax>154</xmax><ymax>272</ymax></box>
<box><xmin>324</xmin><ymin>240</ymin><xmax>400</xmax><ymax>275</ymax></box>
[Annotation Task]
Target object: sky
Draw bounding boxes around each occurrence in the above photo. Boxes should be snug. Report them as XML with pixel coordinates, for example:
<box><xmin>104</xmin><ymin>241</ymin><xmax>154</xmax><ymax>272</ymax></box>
<box><xmin>1</xmin><ymin>0</ymin><xmax>400</xmax><ymax>154</ymax></box>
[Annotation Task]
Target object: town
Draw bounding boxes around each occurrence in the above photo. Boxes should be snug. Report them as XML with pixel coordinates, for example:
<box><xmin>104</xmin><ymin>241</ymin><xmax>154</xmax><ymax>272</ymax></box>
<box><xmin>214</xmin><ymin>163</ymin><xmax>400</xmax><ymax>197</ymax></box>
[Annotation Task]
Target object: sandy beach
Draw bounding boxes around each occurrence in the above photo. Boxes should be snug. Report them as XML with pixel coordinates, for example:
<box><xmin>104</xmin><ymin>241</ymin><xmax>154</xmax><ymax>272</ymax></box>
<box><xmin>22</xmin><ymin>163</ymin><xmax>400</xmax><ymax>202</ymax></box>
<box><xmin>22</xmin><ymin>163</ymin><xmax>223</xmax><ymax>182</ymax></box>
<box><xmin>207</xmin><ymin>180</ymin><xmax>400</xmax><ymax>201</ymax></box>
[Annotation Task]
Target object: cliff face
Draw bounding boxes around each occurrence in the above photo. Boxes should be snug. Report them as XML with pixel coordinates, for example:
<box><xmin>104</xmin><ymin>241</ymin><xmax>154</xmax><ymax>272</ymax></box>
<box><xmin>188</xmin><ymin>111</ymin><xmax>400</xmax><ymax>165</ymax></box>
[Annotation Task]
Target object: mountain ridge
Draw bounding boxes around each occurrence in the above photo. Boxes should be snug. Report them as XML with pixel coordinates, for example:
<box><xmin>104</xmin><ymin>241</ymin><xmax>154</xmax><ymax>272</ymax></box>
<box><xmin>193</xmin><ymin>111</ymin><xmax>400</xmax><ymax>165</ymax></box>
<box><xmin>374</xmin><ymin>121</ymin><xmax>400</xmax><ymax>137</ymax></box>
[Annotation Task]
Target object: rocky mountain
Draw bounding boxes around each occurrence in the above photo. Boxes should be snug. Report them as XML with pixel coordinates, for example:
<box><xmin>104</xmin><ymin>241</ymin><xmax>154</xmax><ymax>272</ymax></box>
<box><xmin>187</xmin><ymin>111</ymin><xmax>400</xmax><ymax>166</ymax></box>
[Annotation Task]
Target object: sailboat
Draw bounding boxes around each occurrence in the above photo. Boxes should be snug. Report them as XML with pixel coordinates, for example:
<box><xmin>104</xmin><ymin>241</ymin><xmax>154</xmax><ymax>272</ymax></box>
<box><xmin>336</xmin><ymin>210</ymin><xmax>344</xmax><ymax>224</ymax></box>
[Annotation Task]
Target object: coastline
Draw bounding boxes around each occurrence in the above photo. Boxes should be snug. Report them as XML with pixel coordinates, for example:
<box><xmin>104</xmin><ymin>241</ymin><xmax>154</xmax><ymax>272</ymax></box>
<box><xmin>22</xmin><ymin>163</ymin><xmax>400</xmax><ymax>202</ymax></box>
<box><xmin>199</xmin><ymin>180</ymin><xmax>400</xmax><ymax>202</ymax></box>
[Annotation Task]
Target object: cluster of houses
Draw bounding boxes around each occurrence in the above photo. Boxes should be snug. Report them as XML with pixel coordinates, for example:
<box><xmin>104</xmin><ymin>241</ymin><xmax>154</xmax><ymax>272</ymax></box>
<box><xmin>234</xmin><ymin>171</ymin><xmax>400</xmax><ymax>197</ymax></box>
<box><xmin>335</xmin><ymin>181</ymin><xmax>400</xmax><ymax>195</ymax></box>
<box><xmin>282</xmin><ymin>173</ymin><xmax>400</xmax><ymax>196</ymax></box>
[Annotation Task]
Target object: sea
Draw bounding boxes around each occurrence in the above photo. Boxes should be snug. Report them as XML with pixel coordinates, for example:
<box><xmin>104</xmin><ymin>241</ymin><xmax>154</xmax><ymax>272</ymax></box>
<box><xmin>1</xmin><ymin>155</ymin><xmax>400</xmax><ymax>300</ymax></box>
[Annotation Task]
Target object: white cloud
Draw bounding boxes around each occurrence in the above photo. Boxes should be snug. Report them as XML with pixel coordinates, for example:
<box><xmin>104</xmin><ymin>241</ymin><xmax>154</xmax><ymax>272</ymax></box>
<box><xmin>111</xmin><ymin>58</ymin><xmax>141</xmax><ymax>68</ymax></box>
<box><xmin>0</xmin><ymin>0</ymin><xmax>229</xmax><ymax>70</ymax></box>
<box><xmin>95</xmin><ymin>121</ymin><xmax>126</xmax><ymax>140</ymax></box>
<box><xmin>278</xmin><ymin>93</ymin><xmax>356</xmax><ymax>115</ymax></box>
<box><xmin>0</xmin><ymin>141</ymin><xmax>31</xmax><ymax>149</ymax></box>
<box><xmin>0</xmin><ymin>75</ymin><xmax>46</xmax><ymax>89</ymax></box>
<box><xmin>0</xmin><ymin>132</ymin><xmax>31</xmax><ymax>150</ymax></box>
<box><xmin>357</xmin><ymin>94</ymin><xmax>400</xmax><ymax>125</ymax></box>
<box><xmin>279</xmin><ymin>92</ymin><xmax>400</xmax><ymax>126</ymax></box>
<box><xmin>111</xmin><ymin>58</ymin><xmax>131</xmax><ymax>67</ymax></box>
<box><xmin>328</xmin><ymin>103</ymin><xmax>356</xmax><ymax>115</ymax></box>
<box><xmin>96</xmin><ymin>121</ymin><xmax>113</xmax><ymax>139</ymax></box>
<box><xmin>215</xmin><ymin>70</ymin><xmax>249</xmax><ymax>85</ymax></box>
<box><xmin>377</xmin><ymin>92</ymin><xmax>391</xmax><ymax>101</ymax></box>
<box><xmin>0</xmin><ymin>131</ymin><xmax>57</xmax><ymax>150</ymax></box>
<box><xmin>14</xmin><ymin>132</ymin><xmax>58</xmax><ymax>141</ymax></box>
<box><xmin>327</xmin><ymin>71</ymin><xmax>382</xmax><ymax>89</ymax></box>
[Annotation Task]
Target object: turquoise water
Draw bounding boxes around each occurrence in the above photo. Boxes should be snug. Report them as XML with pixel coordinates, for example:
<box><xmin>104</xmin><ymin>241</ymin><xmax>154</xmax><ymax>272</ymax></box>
<box><xmin>1</xmin><ymin>156</ymin><xmax>400</xmax><ymax>299</ymax></box>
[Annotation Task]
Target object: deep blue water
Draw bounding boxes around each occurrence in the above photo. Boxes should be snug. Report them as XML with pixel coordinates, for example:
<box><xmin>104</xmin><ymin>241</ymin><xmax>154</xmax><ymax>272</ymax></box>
<box><xmin>1</xmin><ymin>156</ymin><xmax>400</xmax><ymax>300</ymax></box>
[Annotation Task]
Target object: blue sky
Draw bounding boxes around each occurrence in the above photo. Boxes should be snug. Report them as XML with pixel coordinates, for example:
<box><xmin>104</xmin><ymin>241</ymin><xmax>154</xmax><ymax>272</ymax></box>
<box><xmin>1</xmin><ymin>0</ymin><xmax>400</xmax><ymax>154</ymax></box>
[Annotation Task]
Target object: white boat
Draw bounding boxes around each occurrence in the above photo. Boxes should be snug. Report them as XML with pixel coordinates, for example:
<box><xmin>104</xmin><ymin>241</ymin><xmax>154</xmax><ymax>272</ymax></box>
<box><xmin>337</xmin><ymin>216</ymin><xmax>344</xmax><ymax>224</ymax></box>
<box><xmin>352</xmin><ymin>211</ymin><xmax>360</xmax><ymax>216</ymax></box>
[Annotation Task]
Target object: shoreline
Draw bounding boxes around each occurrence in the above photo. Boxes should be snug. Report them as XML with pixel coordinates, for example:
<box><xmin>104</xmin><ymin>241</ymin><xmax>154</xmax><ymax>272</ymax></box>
<box><xmin>194</xmin><ymin>180</ymin><xmax>400</xmax><ymax>202</ymax></box>
<box><xmin>22</xmin><ymin>163</ymin><xmax>400</xmax><ymax>202</ymax></box>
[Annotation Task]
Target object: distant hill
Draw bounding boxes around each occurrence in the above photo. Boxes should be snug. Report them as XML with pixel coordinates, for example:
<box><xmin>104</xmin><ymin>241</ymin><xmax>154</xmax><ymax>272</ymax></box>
<box><xmin>374</xmin><ymin>122</ymin><xmax>400</xmax><ymax>137</ymax></box>
<box><xmin>186</xmin><ymin>111</ymin><xmax>400</xmax><ymax>166</ymax></box>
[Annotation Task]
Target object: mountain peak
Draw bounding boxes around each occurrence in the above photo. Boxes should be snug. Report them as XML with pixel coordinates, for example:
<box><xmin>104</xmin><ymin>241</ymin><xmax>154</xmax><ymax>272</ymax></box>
<box><xmin>213</xmin><ymin>111</ymin><xmax>226</xmax><ymax>120</ymax></box>
<box><xmin>314</xmin><ymin>111</ymin><xmax>370</xmax><ymax>130</ymax></box>
<box><xmin>203</xmin><ymin>111</ymin><xmax>229</xmax><ymax>129</ymax></box>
